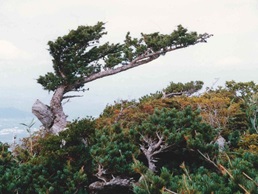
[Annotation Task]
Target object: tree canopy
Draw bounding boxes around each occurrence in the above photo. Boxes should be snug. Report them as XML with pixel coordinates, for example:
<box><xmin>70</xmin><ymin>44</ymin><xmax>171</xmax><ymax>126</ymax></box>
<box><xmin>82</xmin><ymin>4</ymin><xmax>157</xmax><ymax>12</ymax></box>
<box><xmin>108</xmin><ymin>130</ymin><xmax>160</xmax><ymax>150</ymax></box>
<box><xmin>37</xmin><ymin>22</ymin><xmax>211</xmax><ymax>93</ymax></box>
<box><xmin>33</xmin><ymin>22</ymin><xmax>212</xmax><ymax>134</ymax></box>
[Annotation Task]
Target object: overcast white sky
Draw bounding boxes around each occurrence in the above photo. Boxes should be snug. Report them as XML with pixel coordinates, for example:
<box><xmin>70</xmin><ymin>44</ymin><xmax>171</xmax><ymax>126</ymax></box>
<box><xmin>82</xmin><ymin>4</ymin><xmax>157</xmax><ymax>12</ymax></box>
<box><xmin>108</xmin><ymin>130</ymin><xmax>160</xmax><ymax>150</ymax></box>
<box><xmin>1</xmin><ymin>0</ymin><xmax>258</xmax><ymax>119</ymax></box>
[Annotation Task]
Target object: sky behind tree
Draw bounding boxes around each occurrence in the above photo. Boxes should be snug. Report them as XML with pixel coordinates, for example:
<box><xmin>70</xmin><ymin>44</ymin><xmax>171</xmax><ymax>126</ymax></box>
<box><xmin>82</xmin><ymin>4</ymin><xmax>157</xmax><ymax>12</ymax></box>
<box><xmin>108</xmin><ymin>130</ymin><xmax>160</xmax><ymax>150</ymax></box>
<box><xmin>0</xmin><ymin>0</ymin><xmax>258</xmax><ymax>119</ymax></box>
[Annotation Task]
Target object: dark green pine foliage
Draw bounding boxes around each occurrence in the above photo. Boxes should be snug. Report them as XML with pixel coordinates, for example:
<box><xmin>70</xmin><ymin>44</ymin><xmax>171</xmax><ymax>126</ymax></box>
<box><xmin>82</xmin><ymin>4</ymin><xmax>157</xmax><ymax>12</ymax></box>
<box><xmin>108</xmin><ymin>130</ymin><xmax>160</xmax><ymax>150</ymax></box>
<box><xmin>132</xmin><ymin>165</ymin><xmax>174</xmax><ymax>194</ymax></box>
<box><xmin>0</xmin><ymin>142</ymin><xmax>16</xmax><ymax>192</ymax></box>
<box><xmin>37</xmin><ymin>22</ymin><xmax>210</xmax><ymax>93</ymax></box>
<box><xmin>91</xmin><ymin>106</ymin><xmax>218</xmax><ymax>180</ymax></box>
<box><xmin>135</xmin><ymin>107</ymin><xmax>218</xmax><ymax>167</ymax></box>
<box><xmin>35</xmin><ymin>118</ymin><xmax>95</xmax><ymax>193</ymax></box>
<box><xmin>132</xmin><ymin>103</ymin><xmax>258</xmax><ymax>193</ymax></box>
<box><xmin>90</xmin><ymin>123</ymin><xmax>140</xmax><ymax>177</ymax></box>
<box><xmin>0</xmin><ymin>118</ymin><xmax>95</xmax><ymax>193</ymax></box>
<box><xmin>2</xmin><ymin>80</ymin><xmax>258</xmax><ymax>193</ymax></box>
<box><xmin>163</xmin><ymin>80</ymin><xmax>204</xmax><ymax>96</ymax></box>
<box><xmin>226</xmin><ymin>81</ymin><xmax>258</xmax><ymax>99</ymax></box>
<box><xmin>1</xmin><ymin>159</ymin><xmax>88</xmax><ymax>194</ymax></box>
<box><xmin>133</xmin><ymin>165</ymin><xmax>233</xmax><ymax>194</ymax></box>
<box><xmin>139</xmin><ymin>80</ymin><xmax>204</xmax><ymax>102</ymax></box>
<box><xmin>226</xmin><ymin>81</ymin><xmax>258</xmax><ymax>133</ymax></box>
<box><xmin>133</xmin><ymin>156</ymin><xmax>258</xmax><ymax>194</ymax></box>
<box><xmin>34</xmin><ymin>22</ymin><xmax>211</xmax><ymax>134</ymax></box>
<box><xmin>37</xmin><ymin>22</ymin><xmax>120</xmax><ymax>91</ymax></box>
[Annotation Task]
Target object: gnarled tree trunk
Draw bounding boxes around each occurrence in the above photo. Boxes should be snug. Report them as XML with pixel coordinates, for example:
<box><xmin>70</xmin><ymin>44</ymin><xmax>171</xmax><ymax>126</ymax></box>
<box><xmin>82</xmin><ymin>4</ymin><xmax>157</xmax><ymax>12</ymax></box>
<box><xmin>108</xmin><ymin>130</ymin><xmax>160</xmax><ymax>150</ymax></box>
<box><xmin>32</xmin><ymin>99</ymin><xmax>54</xmax><ymax>129</ymax></box>
<box><xmin>49</xmin><ymin>86</ymin><xmax>67</xmax><ymax>134</ymax></box>
<box><xmin>140</xmin><ymin>133</ymin><xmax>170</xmax><ymax>172</ymax></box>
<box><xmin>32</xmin><ymin>86</ymin><xmax>67</xmax><ymax>134</ymax></box>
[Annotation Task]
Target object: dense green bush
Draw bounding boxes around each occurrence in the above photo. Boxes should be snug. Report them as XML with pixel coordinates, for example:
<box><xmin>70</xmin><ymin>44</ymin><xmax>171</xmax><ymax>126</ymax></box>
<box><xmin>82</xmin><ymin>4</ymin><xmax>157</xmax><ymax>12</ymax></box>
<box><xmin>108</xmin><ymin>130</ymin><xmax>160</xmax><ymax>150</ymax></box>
<box><xmin>0</xmin><ymin>81</ymin><xmax>257</xmax><ymax>193</ymax></box>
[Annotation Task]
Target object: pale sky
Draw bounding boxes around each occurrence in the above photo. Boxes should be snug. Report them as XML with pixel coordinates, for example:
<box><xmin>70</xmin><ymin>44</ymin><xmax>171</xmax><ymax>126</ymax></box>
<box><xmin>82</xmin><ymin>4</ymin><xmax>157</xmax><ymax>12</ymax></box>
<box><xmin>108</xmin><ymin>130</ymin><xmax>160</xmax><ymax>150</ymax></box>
<box><xmin>1</xmin><ymin>0</ymin><xmax>258</xmax><ymax>119</ymax></box>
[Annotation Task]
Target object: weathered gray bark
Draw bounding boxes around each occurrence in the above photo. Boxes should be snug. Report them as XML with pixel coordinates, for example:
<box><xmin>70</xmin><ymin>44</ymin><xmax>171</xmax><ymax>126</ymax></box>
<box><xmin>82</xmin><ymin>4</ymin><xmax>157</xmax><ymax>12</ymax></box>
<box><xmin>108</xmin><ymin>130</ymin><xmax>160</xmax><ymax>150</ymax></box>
<box><xmin>32</xmin><ymin>99</ymin><xmax>54</xmax><ymax>129</ymax></box>
<box><xmin>89</xmin><ymin>177</ymin><xmax>134</xmax><ymax>194</ymax></box>
<box><xmin>140</xmin><ymin>133</ymin><xmax>169</xmax><ymax>172</ymax></box>
<box><xmin>49</xmin><ymin>86</ymin><xmax>67</xmax><ymax>134</ymax></box>
<box><xmin>215</xmin><ymin>135</ymin><xmax>226</xmax><ymax>152</ymax></box>
<box><xmin>32</xmin><ymin>86</ymin><xmax>67</xmax><ymax>134</ymax></box>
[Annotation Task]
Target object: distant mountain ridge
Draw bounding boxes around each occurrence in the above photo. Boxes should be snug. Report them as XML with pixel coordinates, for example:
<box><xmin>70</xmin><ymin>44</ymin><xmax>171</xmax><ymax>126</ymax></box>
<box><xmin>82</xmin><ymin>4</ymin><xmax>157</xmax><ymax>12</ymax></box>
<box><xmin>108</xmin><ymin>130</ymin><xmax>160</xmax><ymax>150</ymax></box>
<box><xmin>0</xmin><ymin>107</ymin><xmax>32</xmax><ymax>118</ymax></box>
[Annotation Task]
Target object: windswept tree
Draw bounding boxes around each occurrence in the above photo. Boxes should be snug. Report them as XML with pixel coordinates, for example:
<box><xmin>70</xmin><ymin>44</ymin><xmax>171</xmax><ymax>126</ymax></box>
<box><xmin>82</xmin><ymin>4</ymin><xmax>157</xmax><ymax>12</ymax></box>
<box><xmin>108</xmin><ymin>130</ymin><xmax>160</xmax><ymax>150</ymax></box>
<box><xmin>32</xmin><ymin>22</ymin><xmax>212</xmax><ymax>134</ymax></box>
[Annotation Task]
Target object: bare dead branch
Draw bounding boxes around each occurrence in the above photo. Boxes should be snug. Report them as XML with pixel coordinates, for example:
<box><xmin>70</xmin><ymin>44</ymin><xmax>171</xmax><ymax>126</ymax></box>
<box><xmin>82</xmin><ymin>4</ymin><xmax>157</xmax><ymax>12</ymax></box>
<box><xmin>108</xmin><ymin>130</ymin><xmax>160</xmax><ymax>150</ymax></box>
<box><xmin>238</xmin><ymin>184</ymin><xmax>250</xmax><ymax>194</ymax></box>
<box><xmin>140</xmin><ymin>134</ymin><xmax>151</xmax><ymax>145</ymax></box>
<box><xmin>96</xmin><ymin>164</ymin><xmax>108</xmax><ymax>183</ymax></box>
<box><xmin>140</xmin><ymin>132</ymin><xmax>172</xmax><ymax>172</ymax></box>
<box><xmin>62</xmin><ymin>95</ymin><xmax>83</xmax><ymax>99</ymax></box>
<box><xmin>152</xmin><ymin>144</ymin><xmax>170</xmax><ymax>156</ymax></box>
<box><xmin>242</xmin><ymin>172</ymin><xmax>258</xmax><ymax>187</ymax></box>
<box><xmin>153</xmin><ymin>132</ymin><xmax>163</xmax><ymax>150</ymax></box>
<box><xmin>163</xmin><ymin>187</ymin><xmax>178</xmax><ymax>194</ymax></box>
<box><xmin>197</xmin><ymin>149</ymin><xmax>219</xmax><ymax>169</ymax></box>
<box><xmin>162</xmin><ymin>91</ymin><xmax>184</xmax><ymax>98</ymax></box>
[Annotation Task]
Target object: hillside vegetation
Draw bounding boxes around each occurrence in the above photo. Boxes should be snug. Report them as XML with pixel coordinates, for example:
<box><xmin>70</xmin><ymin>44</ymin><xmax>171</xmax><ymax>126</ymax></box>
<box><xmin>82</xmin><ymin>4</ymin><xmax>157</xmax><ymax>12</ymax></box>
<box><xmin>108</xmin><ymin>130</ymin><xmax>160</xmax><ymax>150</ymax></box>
<box><xmin>1</xmin><ymin>80</ymin><xmax>258</xmax><ymax>194</ymax></box>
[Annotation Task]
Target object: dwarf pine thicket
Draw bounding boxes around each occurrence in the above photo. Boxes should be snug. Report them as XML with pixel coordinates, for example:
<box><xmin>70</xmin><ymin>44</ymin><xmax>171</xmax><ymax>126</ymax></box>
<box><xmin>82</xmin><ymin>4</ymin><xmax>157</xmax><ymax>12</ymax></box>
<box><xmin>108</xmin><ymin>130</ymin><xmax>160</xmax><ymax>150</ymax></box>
<box><xmin>0</xmin><ymin>80</ymin><xmax>258</xmax><ymax>193</ymax></box>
